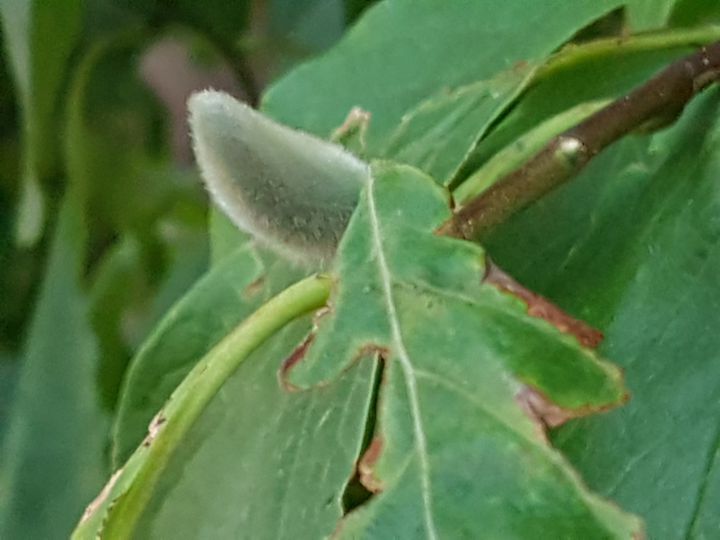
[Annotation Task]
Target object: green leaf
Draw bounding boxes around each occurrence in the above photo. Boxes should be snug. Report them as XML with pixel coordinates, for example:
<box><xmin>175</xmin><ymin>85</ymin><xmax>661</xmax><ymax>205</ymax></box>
<box><xmin>382</xmin><ymin>66</ymin><xmax>534</xmax><ymax>185</ymax></box>
<box><xmin>66</xmin><ymin>32</ymin><xmax>179</xmax><ymax>237</ymax></box>
<box><xmin>88</xmin><ymin>236</ymin><xmax>146</xmax><ymax>411</ymax></box>
<box><xmin>83</xmin><ymin>160</ymin><xmax>642</xmax><ymax>538</ymax></box>
<box><xmin>119</xmin><ymin>0</ymin><xmax>251</xmax><ymax>46</ymax></box>
<box><xmin>266</xmin><ymin>0</ymin><xmax>345</xmax><ymax>48</ymax></box>
<box><xmin>344</xmin><ymin>0</ymin><xmax>378</xmax><ymax>22</ymax></box>
<box><xmin>0</xmin><ymin>355</ymin><xmax>17</xmax><ymax>450</ymax></box>
<box><xmin>484</xmin><ymin>88</ymin><xmax>720</xmax><ymax>539</ymax></box>
<box><xmin>111</xmin><ymin>324</ymin><xmax>374</xmax><ymax>539</ymax></box>
<box><xmin>208</xmin><ymin>208</ymin><xmax>249</xmax><ymax>265</ymax></box>
<box><xmin>462</xmin><ymin>26</ymin><xmax>720</xmax><ymax>182</ymax></box>
<box><xmin>141</xmin><ymin>216</ymin><xmax>210</xmax><ymax>329</ymax></box>
<box><xmin>82</xmin><ymin>0</ymin><xmax>145</xmax><ymax>40</ymax></box>
<box><xmin>87</xmin><ymin>223</ymin><xmax>208</xmax><ymax>414</ymax></box>
<box><xmin>112</xmin><ymin>244</ymin><xmax>304</xmax><ymax>464</ymax></box>
<box><xmin>262</xmin><ymin>0</ymin><xmax>624</xmax><ymax>150</ymax></box>
<box><xmin>65</xmin><ymin>31</ymin><xmax>210</xmax><ymax>412</ymax></box>
<box><xmin>626</xmin><ymin>0</ymin><xmax>676</xmax><ymax>30</ymax></box>
<box><xmin>287</xmin><ymin>162</ymin><xmax>641</xmax><ymax>538</ymax></box>
<box><xmin>0</xmin><ymin>192</ymin><xmax>109</xmax><ymax>540</ymax></box>
<box><xmin>74</xmin><ymin>275</ymin><xmax>377</xmax><ymax>540</ymax></box>
<box><xmin>174</xmin><ymin>0</ymin><xmax>251</xmax><ymax>41</ymax></box>
<box><xmin>670</xmin><ymin>0</ymin><xmax>720</xmax><ymax>26</ymax></box>
<box><xmin>0</xmin><ymin>0</ymin><xmax>83</xmax><ymax>244</ymax></box>
<box><xmin>455</xmin><ymin>99</ymin><xmax>610</xmax><ymax>203</ymax></box>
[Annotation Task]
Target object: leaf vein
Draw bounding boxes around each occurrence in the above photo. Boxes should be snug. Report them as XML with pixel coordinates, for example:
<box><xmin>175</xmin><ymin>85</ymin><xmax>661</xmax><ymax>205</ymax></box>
<box><xmin>413</xmin><ymin>368</ymin><xmax>541</xmax><ymax>447</ymax></box>
<box><xmin>366</xmin><ymin>178</ymin><xmax>438</xmax><ymax>540</ymax></box>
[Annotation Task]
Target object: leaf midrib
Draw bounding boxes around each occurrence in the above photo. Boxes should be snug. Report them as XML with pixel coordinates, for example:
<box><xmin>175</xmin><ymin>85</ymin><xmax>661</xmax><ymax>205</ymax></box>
<box><xmin>366</xmin><ymin>177</ymin><xmax>438</xmax><ymax>540</ymax></box>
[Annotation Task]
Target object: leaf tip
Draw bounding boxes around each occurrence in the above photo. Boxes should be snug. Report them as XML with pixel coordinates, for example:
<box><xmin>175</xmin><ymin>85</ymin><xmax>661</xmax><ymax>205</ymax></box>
<box><xmin>357</xmin><ymin>436</ymin><xmax>385</xmax><ymax>494</ymax></box>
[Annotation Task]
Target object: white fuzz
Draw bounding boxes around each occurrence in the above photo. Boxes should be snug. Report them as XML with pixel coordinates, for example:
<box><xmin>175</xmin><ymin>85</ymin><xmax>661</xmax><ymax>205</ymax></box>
<box><xmin>188</xmin><ymin>90</ymin><xmax>370</xmax><ymax>265</ymax></box>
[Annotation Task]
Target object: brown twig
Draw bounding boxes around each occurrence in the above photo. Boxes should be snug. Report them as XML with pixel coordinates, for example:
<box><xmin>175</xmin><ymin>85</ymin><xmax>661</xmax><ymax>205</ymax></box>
<box><xmin>438</xmin><ymin>40</ymin><xmax>720</xmax><ymax>241</ymax></box>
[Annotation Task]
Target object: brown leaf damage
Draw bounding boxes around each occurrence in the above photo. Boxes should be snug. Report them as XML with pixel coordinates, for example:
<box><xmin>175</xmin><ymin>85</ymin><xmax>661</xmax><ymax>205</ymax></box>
<box><xmin>79</xmin><ymin>468</ymin><xmax>123</xmax><ymax>524</ymax></box>
<box><xmin>517</xmin><ymin>383</ymin><xmax>629</xmax><ymax>430</ymax></box>
<box><xmin>517</xmin><ymin>386</ymin><xmax>582</xmax><ymax>429</ymax></box>
<box><xmin>142</xmin><ymin>410</ymin><xmax>167</xmax><ymax>447</ymax></box>
<box><xmin>280</xmin><ymin>301</ymin><xmax>389</xmax><ymax>392</ymax></box>
<box><xmin>279</xmin><ymin>332</ymin><xmax>316</xmax><ymax>392</ymax></box>
<box><xmin>337</xmin><ymin>357</ymin><xmax>386</xmax><ymax>534</ymax></box>
<box><xmin>243</xmin><ymin>275</ymin><xmax>266</xmax><ymax>300</ymax></box>
<box><xmin>357</xmin><ymin>436</ymin><xmax>384</xmax><ymax>493</ymax></box>
<box><xmin>279</xmin><ymin>305</ymin><xmax>334</xmax><ymax>391</ymax></box>
<box><xmin>484</xmin><ymin>261</ymin><xmax>603</xmax><ymax>348</ymax></box>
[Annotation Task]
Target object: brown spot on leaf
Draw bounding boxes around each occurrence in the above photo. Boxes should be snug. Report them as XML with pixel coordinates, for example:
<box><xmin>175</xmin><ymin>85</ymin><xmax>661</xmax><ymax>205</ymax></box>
<box><xmin>516</xmin><ymin>386</ymin><xmax>578</xmax><ymax>430</ymax></box>
<box><xmin>79</xmin><ymin>468</ymin><xmax>123</xmax><ymax>524</ymax></box>
<box><xmin>142</xmin><ymin>411</ymin><xmax>167</xmax><ymax>447</ymax></box>
<box><xmin>517</xmin><ymin>384</ymin><xmax>629</xmax><ymax>430</ymax></box>
<box><xmin>358</xmin><ymin>436</ymin><xmax>384</xmax><ymax>493</ymax></box>
<box><xmin>513</xmin><ymin>59</ymin><xmax>530</xmax><ymax>73</ymax></box>
<box><xmin>484</xmin><ymin>261</ymin><xmax>603</xmax><ymax>348</ymax></box>
<box><xmin>278</xmin><ymin>305</ymin><xmax>334</xmax><ymax>390</ymax></box>
<box><xmin>243</xmin><ymin>276</ymin><xmax>266</xmax><ymax>299</ymax></box>
<box><xmin>279</xmin><ymin>333</ymin><xmax>316</xmax><ymax>391</ymax></box>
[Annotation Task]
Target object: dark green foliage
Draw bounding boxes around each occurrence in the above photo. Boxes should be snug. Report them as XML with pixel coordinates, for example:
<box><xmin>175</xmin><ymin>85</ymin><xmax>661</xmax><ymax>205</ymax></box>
<box><xmin>2</xmin><ymin>1</ymin><xmax>720</xmax><ymax>539</ymax></box>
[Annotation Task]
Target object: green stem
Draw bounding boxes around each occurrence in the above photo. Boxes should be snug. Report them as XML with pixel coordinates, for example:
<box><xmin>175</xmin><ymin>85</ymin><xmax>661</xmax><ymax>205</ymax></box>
<box><xmin>454</xmin><ymin>100</ymin><xmax>610</xmax><ymax>204</ymax></box>
<box><xmin>439</xmin><ymin>39</ymin><xmax>720</xmax><ymax>241</ymax></box>
<box><xmin>538</xmin><ymin>25</ymin><xmax>720</xmax><ymax>82</ymax></box>
<box><xmin>73</xmin><ymin>274</ymin><xmax>332</xmax><ymax>539</ymax></box>
<box><xmin>450</xmin><ymin>25</ymin><xmax>720</xmax><ymax>192</ymax></box>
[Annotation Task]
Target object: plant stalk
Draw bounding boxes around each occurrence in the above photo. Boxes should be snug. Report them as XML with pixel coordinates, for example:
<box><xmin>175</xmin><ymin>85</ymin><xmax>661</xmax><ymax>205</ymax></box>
<box><xmin>438</xmin><ymin>40</ymin><xmax>720</xmax><ymax>241</ymax></box>
<box><xmin>73</xmin><ymin>274</ymin><xmax>332</xmax><ymax>539</ymax></box>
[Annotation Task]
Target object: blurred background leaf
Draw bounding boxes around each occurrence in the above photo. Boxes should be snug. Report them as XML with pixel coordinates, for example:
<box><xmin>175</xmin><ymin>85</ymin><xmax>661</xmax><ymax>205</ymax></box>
<box><xmin>0</xmin><ymin>0</ymin><xmax>83</xmax><ymax>245</ymax></box>
<box><xmin>0</xmin><ymin>0</ymin><xmax>376</xmax><ymax>537</ymax></box>
<box><xmin>0</xmin><ymin>23</ymin><xmax>24</xmax><ymax>355</ymax></box>
<box><xmin>0</xmin><ymin>191</ymin><xmax>110</xmax><ymax>540</ymax></box>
